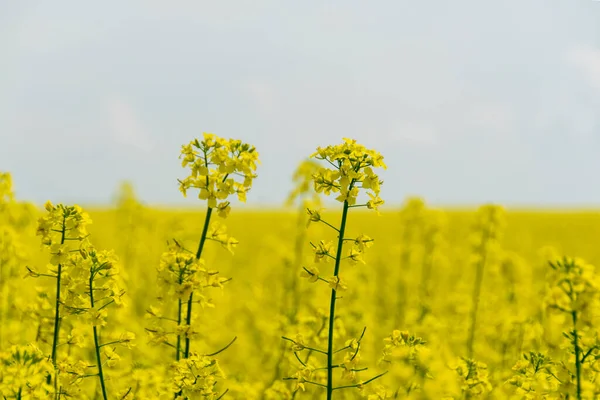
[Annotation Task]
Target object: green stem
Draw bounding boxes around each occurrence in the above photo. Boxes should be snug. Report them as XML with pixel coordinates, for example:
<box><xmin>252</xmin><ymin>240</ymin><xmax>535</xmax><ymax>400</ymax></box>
<box><xmin>176</xmin><ymin>298</ymin><xmax>182</xmax><ymax>361</ymax></box>
<box><xmin>572</xmin><ymin>311</ymin><xmax>582</xmax><ymax>400</ymax></box>
<box><xmin>92</xmin><ymin>326</ymin><xmax>108</xmax><ymax>400</ymax></box>
<box><xmin>467</xmin><ymin>228</ymin><xmax>489</xmax><ymax>359</ymax></box>
<box><xmin>50</xmin><ymin>217</ymin><xmax>66</xmax><ymax>388</ymax></box>
<box><xmin>90</xmin><ymin>270</ymin><xmax>108</xmax><ymax>400</ymax></box>
<box><xmin>327</xmin><ymin>200</ymin><xmax>350</xmax><ymax>400</ymax></box>
<box><xmin>51</xmin><ymin>263</ymin><xmax>63</xmax><ymax>364</ymax></box>
<box><xmin>175</xmin><ymin>266</ymin><xmax>185</xmax><ymax>362</ymax></box>
<box><xmin>184</xmin><ymin>206</ymin><xmax>213</xmax><ymax>359</ymax></box>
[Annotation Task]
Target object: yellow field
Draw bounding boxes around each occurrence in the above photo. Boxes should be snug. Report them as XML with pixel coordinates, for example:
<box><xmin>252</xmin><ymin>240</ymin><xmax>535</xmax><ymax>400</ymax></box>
<box><xmin>3</xmin><ymin>195</ymin><xmax>600</xmax><ymax>399</ymax></box>
<box><xmin>2</xmin><ymin>137</ymin><xmax>600</xmax><ymax>399</ymax></box>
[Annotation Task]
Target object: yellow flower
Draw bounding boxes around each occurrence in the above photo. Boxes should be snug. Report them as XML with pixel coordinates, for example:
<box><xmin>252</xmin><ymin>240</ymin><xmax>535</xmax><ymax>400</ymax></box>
<box><xmin>104</xmin><ymin>346</ymin><xmax>121</xmax><ymax>367</ymax></box>
<box><xmin>347</xmin><ymin>247</ymin><xmax>365</xmax><ymax>264</ymax></box>
<box><xmin>328</xmin><ymin>276</ymin><xmax>348</xmax><ymax>292</ymax></box>
<box><xmin>312</xmin><ymin>240</ymin><xmax>333</xmax><ymax>263</ymax></box>
<box><xmin>354</xmin><ymin>234</ymin><xmax>374</xmax><ymax>251</ymax></box>
<box><xmin>366</xmin><ymin>192</ymin><xmax>384</xmax><ymax>211</ymax></box>
<box><xmin>49</xmin><ymin>243</ymin><xmax>69</xmax><ymax>265</ymax></box>
<box><xmin>216</xmin><ymin>201</ymin><xmax>231</xmax><ymax>218</ymax></box>
<box><xmin>306</xmin><ymin>208</ymin><xmax>322</xmax><ymax>226</ymax></box>
<box><xmin>225</xmin><ymin>236</ymin><xmax>239</xmax><ymax>254</ymax></box>
<box><xmin>300</xmin><ymin>265</ymin><xmax>319</xmax><ymax>283</ymax></box>
<box><xmin>120</xmin><ymin>331</ymin><xmax>136</xmax><ymax>349</ymax></box>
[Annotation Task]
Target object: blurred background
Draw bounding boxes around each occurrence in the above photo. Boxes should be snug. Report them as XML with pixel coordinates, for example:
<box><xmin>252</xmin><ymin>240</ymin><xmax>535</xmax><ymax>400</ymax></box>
<box><xmin>1</xmin><ymin>1</ymin><xmax>599</xmax><ymax>207</ymax></box>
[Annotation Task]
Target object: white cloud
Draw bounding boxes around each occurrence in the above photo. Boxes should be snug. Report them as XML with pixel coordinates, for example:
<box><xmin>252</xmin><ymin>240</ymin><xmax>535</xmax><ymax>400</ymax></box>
<box><xmin>567</xmin><ymin>44</ymin><xmax>600</xmax><ymax>90</ymax></box>
<box><xmin>107</xmin><ymin>98</ymin><xmax>154</xmax><ymax>153</ymax></box>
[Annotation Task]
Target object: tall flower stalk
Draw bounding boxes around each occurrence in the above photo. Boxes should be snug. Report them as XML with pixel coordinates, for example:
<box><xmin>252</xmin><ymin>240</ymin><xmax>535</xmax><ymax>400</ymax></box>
<box><xmin>417</xmin><ymin>209</ymin><xmax>446</xmax><ymax>321</ymax></box>
<box><xmin>466</xmin><ymin>204</ymin><xmax>505</xmax><ymax>359</ymax></box>
<box><xmin>177</xmin><ymin>133</ymin><xmax>259</xmax><ymax>359</ymax></box>
<box><xmin>80</xmin><ymin>248</ymin><xmax>130</xmax><ymax>400</ymax></box>
<box><xmin>395</xmin><ymin>198</ymin><xmax>426</xmax><ymax>327</ymax></box>
<box><xmin>30</xmin><ymin>202</ymin><xmax>133</xmax><ymax>399</ymax></box>
<box><xmin>545</xmin><ymin>256</ymin><xmax>600</xmax><ymax>399</ymax></box>
<box><xmin>145</xmin><ymin>133</ymin><xmax>259</xmax><ymax>399</ymax></box>
<box><xmin>285</xmin><ymin>138</ymin><xmax>387</xmax><ymax>399</ymax></box>
<box><xmin>0</xmin><ymin>173</ymin><xmax>32</xmax><ymax>351</ymax></box>
<box><xmin>33</xmin><ymin>202</ymin><xmax>90</xmax><ymax>391</ymax></box>
<box><xmin>284</xmin><ymin>159</ymin><xmax>322</xmax><ymax>322</ymax></box>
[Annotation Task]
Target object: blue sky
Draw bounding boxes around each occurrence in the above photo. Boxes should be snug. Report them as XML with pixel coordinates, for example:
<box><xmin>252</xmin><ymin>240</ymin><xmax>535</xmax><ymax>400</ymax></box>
<box><xmin>1</xmin><ymin>1</ymin><xmax>599</xmax><ymax>207</ymax></box>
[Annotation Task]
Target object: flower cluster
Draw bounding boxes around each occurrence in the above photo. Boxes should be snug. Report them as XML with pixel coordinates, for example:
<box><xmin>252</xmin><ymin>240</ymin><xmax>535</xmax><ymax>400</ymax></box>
<box><xmin>207</xmin><ymin>222</ymin><xmax>239</xmax><ymax>254</ymax></box>
<box><xmin>36</xmin><ymin>201</ymin><xmax>91</xmax><ymax>248</ymax></box>
<box><xmin>379</xmin><ymin>330</ymin><xmax>426</xmax><ymax>366</ymax></box>
<box><xmin>450</xmin><ymin>357</ymin><xmax>492</xmax><ymax>397</ymax></box>
<box><xmin>171</xmin><ymin>353</ymin><xmax>226</xmax><ymax>399</ymax></box>
<box><xmin>545</xmin><ymin>256</ymin><xmax>600</xmax><ymax>321</ymax></box>
<box><xmin>0</xmin><ymin>172</ymin><xmax>35</xmax><ymax>228</ymax></box>
<box><xmin>377</xmin><ymin>330</ymin><xmax>429</xmax><ymax>396</ymax></box>
<box><xmin>147</xmin><ymin>240</ymin><xmax>230</xmax><ymax>348</ymax></box>
<box><xmin>0</xmin><ymin>345</ymin><xmax>53</xmax><ymax>398</ymax></box>
<box><xmin>507</xmin><ymin>352</ymin><xmax>560</xmax><ymax>397</ymax></box>
<box><xmin>300</xmin><ymin>233</ymin><xmax>374</xmax><ymax>291</ymax></box>
<box><xmin>179</xmin><ymin>133</ymin><xmax>260</xmax><ymax>213</ymax></box>
<box><xmin>310</xmin><ymin>138</ymin><xmax>386</xmax><ymax>210</ymax></box>
<box><xmin>0</xmin><ymin>172</ymin><xmax>15</xmax><ymax>206</ymax></box>
<box><xmin>470</xmin><ymin>204</ymin><xmax>506</xmax><ymax>256</ymax></box>
<box><xmin>286</xmin><ymin>159</ymin><xmax>322</xmax><ymax>209</ymax></box>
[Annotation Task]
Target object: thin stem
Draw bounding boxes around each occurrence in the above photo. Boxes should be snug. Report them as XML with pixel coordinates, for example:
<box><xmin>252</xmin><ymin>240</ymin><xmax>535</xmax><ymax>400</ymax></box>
<box><xmin>176</xmin><ymin>297</ymin><xmax>182</xmax><ymax>361</ymax></box>
<box><xmin>327</xmin><ymin>200</ymin><xmax>350</xmax><ymax>400</ymax></box>
<box><xmin>332</xmin><ymin>371</ymin><xmax>388</xmax><ymax>391</ymax></box>
<box><xmin>98</xmin><ymin>340</ymin><xmax>123</xmax><ymax>348</ymax></box>
<box><xmin>283</xmin><ymin>377</ymin><xmax>328</xmax><ymax>389</ymax></box>
<box><xmin>319</xmin><ymin>219</ymin><xmax>340</xmax><ymax>232</ymax></box>
<box><xmin>50</xmin><ymin>217</ymin><xmax>66</xmax><ymax>388</ymax></box>
<box><xmin>466</xmin><ymin>228</ymin><xmax>489</xmax><ymax>359</ymax></box>
<box><xmin>184</xmin><ymin>206</ymin><xmax>213</xmax><ymax>359</ymax></box>
<box><xmin>291</xmin><ymin>315</ymin><xmax>328</xmax><ymax>400</ymax></box>
<box><xmin>294</xmin><ymin>352</ymin><xmax>307</xmax><ymax>367</ymax></box>
<box><xmin>282</xmin><ymin>336</ymin><xmax>328</xmax><ymax>355</ymax></box>
<box><xmin>580</xmin><ymin>346</ymin><xmax>597</xmax><ymax>364</ymax></box>
<box><xmin>51</xmin><ymin>265</ymin><xmax>63</xmax><ymax>363</ymax></box>
<box><xmin>90</xmin><ymin>265</ymin><xmax>108</xmax><ymax>400</ymax></box>
<box><xmin>92</xmin><ymin>327</ymin><xmax>108</xmax><ymax>400</ymax></box>
<box><xmin>196</xmin><ymin>209</ymin><xmax>212</xmax><ymax>262</ymax></box>
<box><xmin>215</xmin><ymin>389</ymin><xmax>229</xmax><ymax>400</ymax></box>
<box><xmin>120</xmin><ymin>388</ymin><xmax>132</xmax><ymax>399</ymax></box>
<box><xmin>572</xmin><ymin>311</ymin><xmax>582</xmax><ymax>400</ymax></box>
<box><xmin>204</xmin><ymin>336</ymin><xmax>237</xmax><ymax>357</ymax></box>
